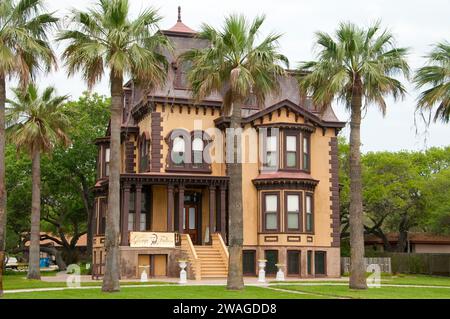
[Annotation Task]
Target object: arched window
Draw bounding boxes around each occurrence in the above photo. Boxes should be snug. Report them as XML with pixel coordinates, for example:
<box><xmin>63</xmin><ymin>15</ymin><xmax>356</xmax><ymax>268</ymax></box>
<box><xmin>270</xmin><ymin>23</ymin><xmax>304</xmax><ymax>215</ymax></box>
<box><xmin>192</xmin><ymin>137</ymin><xmax>204</xmax><ymax>165</ymax></box>
<box><xmin>166</xmin><ymin>130</ymin><xmax>211</xmax><ymax>173</ymax></box>
<box><xmin>138</xmin><ymin>132</ymin><xmax>150</xmax><ymax>172</ymax></box>
<box><xmin>172</xmin><ymin>136</ymin><xmax>186</xmax><ymax>166</ymax></box>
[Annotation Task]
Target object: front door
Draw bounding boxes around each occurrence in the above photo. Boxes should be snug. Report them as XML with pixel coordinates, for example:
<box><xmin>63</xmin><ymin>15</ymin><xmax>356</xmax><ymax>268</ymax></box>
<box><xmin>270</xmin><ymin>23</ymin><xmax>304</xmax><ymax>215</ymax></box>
<box><xmin>184</xmin><ymin>204</ymin><xmax>198</xmax><ymax>244</ymax></box>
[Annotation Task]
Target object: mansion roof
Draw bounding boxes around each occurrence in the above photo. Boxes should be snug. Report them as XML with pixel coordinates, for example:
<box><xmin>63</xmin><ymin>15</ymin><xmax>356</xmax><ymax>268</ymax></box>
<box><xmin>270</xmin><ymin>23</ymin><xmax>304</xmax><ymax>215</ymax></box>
<box><xmin>122</xmin><ymin>7</ymin><xmax>344</xmax><ymax>130</ymax></box>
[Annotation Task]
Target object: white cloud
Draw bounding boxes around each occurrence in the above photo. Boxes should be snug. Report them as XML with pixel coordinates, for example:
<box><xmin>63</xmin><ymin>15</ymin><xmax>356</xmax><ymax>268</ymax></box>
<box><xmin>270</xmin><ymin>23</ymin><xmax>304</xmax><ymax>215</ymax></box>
<box><xmin>7</xmin><ymin>0</ymin><xmax>449</xmax><ymax>152</ymax></box>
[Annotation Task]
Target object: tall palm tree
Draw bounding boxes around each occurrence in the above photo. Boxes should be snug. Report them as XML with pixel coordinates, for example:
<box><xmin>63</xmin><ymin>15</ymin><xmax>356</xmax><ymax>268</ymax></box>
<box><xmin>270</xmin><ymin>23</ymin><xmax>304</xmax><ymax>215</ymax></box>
<box><xmin>6</xmin><ymin>84</ymin><xmax>70</xmax><ymax>280</ymax></box>
<box><xmin>298</xmin><ymin>22</ymin><xmax>409</xmax><ymax>289</ymax></box>
<box><xmin>0</xmin><ymin>0</ymin><xmax>57</xmax><ymax>294</ymax></box>
<box><xmin>181</xmin><ymin>14</ymin><xmax>288</xmax><ymax>290</ymax></box>
<box><xmin>57</xmin><ymin>0</ymin><xmax>170</xmax><ymax>292</ymax></box>
<box><xmin>414</xmin><ymin>41</ymin><xmax>450</xmax><ymax>123</ymax></box>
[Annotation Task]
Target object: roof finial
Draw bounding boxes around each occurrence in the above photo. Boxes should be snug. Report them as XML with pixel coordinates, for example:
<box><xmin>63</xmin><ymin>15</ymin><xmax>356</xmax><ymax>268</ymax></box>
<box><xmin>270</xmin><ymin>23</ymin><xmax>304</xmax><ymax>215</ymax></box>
<box><xmin>177</xmin><ymin>6</ymin><xmax>181</xmax><ymax>22</ymax></box>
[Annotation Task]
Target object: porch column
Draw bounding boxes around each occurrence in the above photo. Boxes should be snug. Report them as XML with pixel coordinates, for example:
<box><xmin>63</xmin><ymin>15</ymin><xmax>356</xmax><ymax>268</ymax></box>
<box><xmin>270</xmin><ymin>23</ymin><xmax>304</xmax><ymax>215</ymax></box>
<box><xmin>167</xmin><ymin>184</ymin><xmax>174</xmax><ymax>232</ymax></box>
<box><xmin>135</xmin><ymin>184</ymin><xmax>142</xmax><ymax>231</ymax></box>
<box><xmin>220</xmin><ymin>185</ymin><xmax>226</xmax><ymax>242</ymax></box>
<box><xmin>178</xmin><ymin>184</ymin><xmax>185</xmax><ymax>233</ymax></box>
<box><xmin>121</xmin><ymin>183</ymin><xmax>131</xmax><ymax>246</ymax></box>
<box><xmin>209</xmin><ymin>185</ymin><xmax>216</xmax><ymax>243</ymax></box>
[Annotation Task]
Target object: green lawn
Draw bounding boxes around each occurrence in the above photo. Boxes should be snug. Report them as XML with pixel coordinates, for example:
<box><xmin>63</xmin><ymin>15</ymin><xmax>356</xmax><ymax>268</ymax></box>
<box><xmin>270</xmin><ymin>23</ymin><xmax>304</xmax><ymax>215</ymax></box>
<box><xmin>2</xmin><ymin>272</ymin><xmax>170</xmax><ymax>290</ymax></box>
<box><xmin>2</xmin><ymin>273</ymin><xmax>450</xmax><ymax>299</ymax></box>
<box><xmin>1</xmin><ymin>285</ymin><xmax>320</xmax><ymax>299</ymax></box>
<box><xmin>272</xmin><ymin>284</ymin><xmax>450</xmax><ymax>299</ymax></box>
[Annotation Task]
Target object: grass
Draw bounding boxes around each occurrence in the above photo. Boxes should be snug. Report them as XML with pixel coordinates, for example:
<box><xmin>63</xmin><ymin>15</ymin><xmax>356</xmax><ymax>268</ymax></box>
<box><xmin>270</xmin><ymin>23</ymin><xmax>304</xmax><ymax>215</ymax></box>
<box><xmin>2</xmin><ymin>273</ymin><xmax>450</xmax><ymax>299</ymax></box>
<box><xmin>1</xmin><ymin>285</ymin><xmax>321</xmax><ymax>299</ymax></box>
<box><xmin>271</xmin><ymin>274</ymin><xmax>450</xmax><ymax>287</ymax></box>
<box><xmin>2</xmin><ymin>272</ymin><xmax>170</xmax><ymax>291</ymax></box>
<box><xmin>272</xmin><ymin>284</ymin><xmax>450</xmax><ymax>299</ymax></box>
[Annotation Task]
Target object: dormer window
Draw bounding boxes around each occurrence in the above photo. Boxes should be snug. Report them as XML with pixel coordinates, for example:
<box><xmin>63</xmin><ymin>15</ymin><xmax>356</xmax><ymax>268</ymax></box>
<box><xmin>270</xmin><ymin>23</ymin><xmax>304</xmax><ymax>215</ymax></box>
<box><xmin>174</xmin><ymin>61</ymin><xmax>191</xmax><ymax>89</ymax></box>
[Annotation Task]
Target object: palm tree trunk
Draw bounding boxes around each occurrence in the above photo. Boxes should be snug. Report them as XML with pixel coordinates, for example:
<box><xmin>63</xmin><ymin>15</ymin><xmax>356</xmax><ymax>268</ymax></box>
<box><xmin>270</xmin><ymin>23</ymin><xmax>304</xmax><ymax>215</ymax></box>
<box><xmin>102</xmin><ymin>71</ymin><xmax>123</xmax><ymax>292</ymax></box>
<box><xmin>348</xmin><ymin>78</ymin><xmax>367</xmax><ymax>290</ymax></box>
<box><xmin>0</xmin><ymin>72</ymin><xmax>6</xmax><ymax>296</ymax></box>
<box><xmin>226</xmin><ymin>101</ymin><xmax>244</xmax><ymax>290</ymax></box>
<box><xmin>27</xmin><ymin>148</ymin><xmax>41</xmax><ymax>280</ymax></box>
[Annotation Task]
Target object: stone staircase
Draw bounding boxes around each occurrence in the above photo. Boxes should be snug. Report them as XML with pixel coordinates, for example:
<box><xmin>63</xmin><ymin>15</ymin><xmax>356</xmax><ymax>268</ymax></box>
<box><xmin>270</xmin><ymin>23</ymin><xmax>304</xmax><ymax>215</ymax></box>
<box><xmin>180</xmin><ymin>233</ymin><xmax>228</xmax><ymax>280</ymax></box>
<box><xmin>195</xmin><ymin>245</ymin><xmax>228</xmax><ymax>278</ymax></box>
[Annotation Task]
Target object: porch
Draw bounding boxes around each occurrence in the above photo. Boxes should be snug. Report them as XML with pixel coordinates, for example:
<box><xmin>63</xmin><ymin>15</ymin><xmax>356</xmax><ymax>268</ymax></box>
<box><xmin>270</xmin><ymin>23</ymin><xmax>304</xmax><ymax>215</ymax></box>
<box><xmin>119</xmin><ymin>173</ymin><xmax>229</xmax><ymax>246</ymax></box>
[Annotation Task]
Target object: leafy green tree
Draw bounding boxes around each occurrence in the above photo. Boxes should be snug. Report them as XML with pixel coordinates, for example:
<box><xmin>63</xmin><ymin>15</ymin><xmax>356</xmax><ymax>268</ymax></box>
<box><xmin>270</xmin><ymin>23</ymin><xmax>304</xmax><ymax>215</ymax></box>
<box><xmin>298</xmin><ymin>22</ymin><xmax>409</xmax><ymax>289</ymax></box>
<box><xmin>181</xmin><ymin>14</ymin><xmax>288</xmax><ymax>290</ymax></box>
<box><xmin>0</xmin><ymin>0</ymin><xmax>57</xmax><ymax>295</ymax></box>
<box><xmin>58</xmin><ymin>0</ymin><xmax>171</xmax><ymax>292</ymax></box>
<box><xmin>4</xmin><ymin>93</ymin><xmax>110</xmax><ymax>268</ymax></box>
<box><xmin>6</xmin><ymin>84</ymin><xmax>70</xmax><ymax>279</ymax></box>
<box><xmin>414</xmin><ymin>41</ymin><xmax>450</xmax><ymax>123</ymax></box>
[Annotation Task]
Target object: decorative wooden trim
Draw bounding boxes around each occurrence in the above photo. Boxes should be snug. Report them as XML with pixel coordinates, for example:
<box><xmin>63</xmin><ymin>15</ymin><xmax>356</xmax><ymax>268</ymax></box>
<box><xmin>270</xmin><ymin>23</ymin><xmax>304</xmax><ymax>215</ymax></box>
<box><xmin>287</xmin><ymin>236</ymin><xmax>301</xmax><ymax>242</ymax></box>
<box><xmin>329</xmin><ymin>137</ymin><xmax>340</xmax><ymax>247</ymax></box>
<box><xmin>150</xmin><ymin>112</ymin><xmax>163</xmax><ymax>172</ymax></box>
<box><xmin>125</xmin><ymin>140</ymin><xmax>136</xmax><ymax>173</ymax></box>
<box><xmin>264</xmin><ymin>236</ymin><xmax>279</xmax><ymax>242</ymax></box>
<box><xmin>252</xmin><ymin>178</ymin><xmax>318</xmax><ymax>190</ymax></box>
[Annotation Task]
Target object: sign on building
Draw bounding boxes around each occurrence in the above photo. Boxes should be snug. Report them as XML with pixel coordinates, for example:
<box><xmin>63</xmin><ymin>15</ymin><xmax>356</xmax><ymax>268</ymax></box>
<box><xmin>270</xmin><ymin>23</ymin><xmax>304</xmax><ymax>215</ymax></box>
<box><xmin>129</xmin><ymin>232</ymin><xmax>176</xmax><ymax>248</ymax></box>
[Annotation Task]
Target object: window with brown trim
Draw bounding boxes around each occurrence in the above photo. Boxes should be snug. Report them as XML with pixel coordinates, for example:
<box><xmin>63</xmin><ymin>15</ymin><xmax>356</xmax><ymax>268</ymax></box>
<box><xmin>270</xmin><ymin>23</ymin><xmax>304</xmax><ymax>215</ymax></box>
<box><xmin>166</xmin><ymin>130</ymin><xmax>211</xmax><ymax>173</ymax></box>
<box><xmin>128</xmin><ymin>191</ymin><xmax>136</xmax><ymax>231</ymax></box>
<box><xmin>264</xmin><ymin>250</ymin><xmax>278</xmax><ymax>274</ymax></box>
<box><xmin>307</xmin><ymin>250</ymin><xmax>313</xmax><ymax>275</ymax></box>
<box><xmin>262</xmin><ymin>192</ymin><xmax>279</xmax><ymax>232</ymax></box>
<box><xmin>285</xmin><ymin>192</ymin><xmax>302</xmax><ymax>231</ymax></box>
<box><xmin>140</xmin><ymin>189</ymin><xmax>152</xmax><ymax>231</ymax></box>
<box><xmin>305</xmin><ymin>193</ymin><xmax>314</xmax><ymax>233</ymax></box>
<box><xmin>287</xmin><ymin>250</ymin><xmax>300</xmax><ymax>275</ymax></box>
<box><xmin>302</xmin><ymin>134</ymin><xmax>310</xmax><ymax>171</ymax></box>
<box><xmin>243</xmin><ymin>250</ymin><xmax>256</xmax><ymax>275</ymax></box>
<box><xmin>104</xmin><ymin>147</ymin><xmax>110</xmax><ymax>177</ymax></box>
<box><xmin>284</xmin><ymin>131</ymin><xmax>299</xmax><ymax>169</ymax></box>
<box><xmin>314</xmin><ymin>251</ymin><xmax>326</xmax><ymax>275</ymax></box>
<box><xmin>99</xmin><ymin>199</ymin><xmax>107</xmax><ymax>235</ymax></box>
<box><xmin>139</xmin><ymin>134</ymin><xmax>150</xmax><ymax>173</ymax></box>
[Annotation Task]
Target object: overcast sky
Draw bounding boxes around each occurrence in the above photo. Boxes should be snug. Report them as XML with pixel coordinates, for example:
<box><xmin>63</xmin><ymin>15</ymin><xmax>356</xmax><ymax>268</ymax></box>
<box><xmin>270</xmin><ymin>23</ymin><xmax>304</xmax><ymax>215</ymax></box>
<box><xmin>9</xmin><ymin>0</ymin><xmax>449</xmax><ymax>152</ymax></box>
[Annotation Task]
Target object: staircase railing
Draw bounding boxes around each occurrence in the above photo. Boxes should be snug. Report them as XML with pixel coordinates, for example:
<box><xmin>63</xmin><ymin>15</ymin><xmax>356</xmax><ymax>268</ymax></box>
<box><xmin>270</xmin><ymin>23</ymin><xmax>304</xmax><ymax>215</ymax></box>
<box><xmin>212</xmin><ymin>232</ymin><xmax>229</xmax><ymax>271</ymax></box>
<box><xmin>181</xmin><ymin>234</ymin><xmax>201</xmax><ymax>280</ymax></box>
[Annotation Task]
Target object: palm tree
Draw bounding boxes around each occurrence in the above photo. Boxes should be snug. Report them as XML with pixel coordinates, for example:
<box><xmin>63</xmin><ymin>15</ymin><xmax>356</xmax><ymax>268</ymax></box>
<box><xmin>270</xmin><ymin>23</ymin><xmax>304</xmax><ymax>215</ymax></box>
<box><xmin>298</xmin><ymin>22</ymin><xmax>409</xmax><ymax>289</ymax></box>
<box><xmin>181</xmin><ymin>14</ymin><xmax>288</xmax><ymax>290</ymax></box>
<box><xmin>57</xmin><ymin>0</ymin><xmax>170</xmax><ymax>292</ymax></box>
<box><xmin>0</xmin><ymin>0</ymin><xmax>57</xmax><ymax>293</ymax></box>
<box><xmin>6</xmin><ymin>84</ymin><xmax>70</xmax><ymax>280</ymax></box>
<box><xmin>414</xmin><ymin>41</ymin><xmax>450</xmax><ymax>123</ymax></box>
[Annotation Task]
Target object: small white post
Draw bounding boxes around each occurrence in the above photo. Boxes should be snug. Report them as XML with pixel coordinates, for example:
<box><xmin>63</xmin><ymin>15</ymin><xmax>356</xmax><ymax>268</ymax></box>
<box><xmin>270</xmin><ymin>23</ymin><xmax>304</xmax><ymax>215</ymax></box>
<box><xmin>258</xmin><ymin>259</ymin><xmax>267</xmax><ymax>283</ymax></box>
<box><xmin>178</xmin><ymin>260</ymin><xmax>188</xmax><ymax>284</ymax></box>
<box><xmin>139</xmin><ymin>265</ymin><xmax>149</xmax><ymax>282</ymax></box>
<box><xmin>275</xmin><ymin>263</ymin><xmax>285</xmax><ymax>281</ymax></box>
